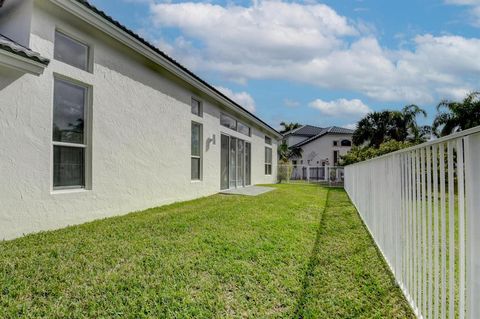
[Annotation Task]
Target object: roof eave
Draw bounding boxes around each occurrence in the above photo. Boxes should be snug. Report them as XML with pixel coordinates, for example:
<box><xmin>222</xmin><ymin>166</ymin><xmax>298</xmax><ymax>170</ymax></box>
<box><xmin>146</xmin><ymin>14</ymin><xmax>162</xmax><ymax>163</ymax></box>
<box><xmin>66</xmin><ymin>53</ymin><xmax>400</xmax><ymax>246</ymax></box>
<box><xmin>49</xmin><ymin>0</ymin><xmax>282</xmax><ymax>139</ymax></box>
<box><xmin>0</xmin><ymin>48</ymin><xmax>49</xmax><ymax>75</ymax></box>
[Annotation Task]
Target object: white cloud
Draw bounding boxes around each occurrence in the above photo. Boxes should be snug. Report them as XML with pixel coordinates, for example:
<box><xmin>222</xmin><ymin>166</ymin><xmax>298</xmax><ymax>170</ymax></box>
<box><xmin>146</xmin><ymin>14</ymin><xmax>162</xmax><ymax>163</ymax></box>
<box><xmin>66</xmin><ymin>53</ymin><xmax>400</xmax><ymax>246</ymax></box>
<box><xmin>309</xmin><ymin>98</ymin><xmax>372</xmax><ymax>118</ymax></box>
<box><xmin>215</xmin><ymin>86</ymin><xmax>256</xmax><ymax>113</ymax></box>
<box><xmin>445</xmin><ymin>0</ymin><xmax>480</xmax><ymax>5</ymax></box>
<box><xmin>435</xmin><ymin>87</ymin><xmax>473</xmax><ymax>100</ymax></box>
<box><xmin>284</xmin><ymin>99</ymin><xmax>300</xmax><ymax>108</ymax></box>
<box><xmin>342</xmin><ymin>123</ymin><xmax>358</xmax><ymax>130</ymax></box>
<box><xmin>445</xmin><ymin>0</ymin><xmax>480</xmax><ymax>26</ymax></box>
<box><xmin>144</xmin><ymin>1</ymin><xmax>480</xmax><ymax>104</ymax></box>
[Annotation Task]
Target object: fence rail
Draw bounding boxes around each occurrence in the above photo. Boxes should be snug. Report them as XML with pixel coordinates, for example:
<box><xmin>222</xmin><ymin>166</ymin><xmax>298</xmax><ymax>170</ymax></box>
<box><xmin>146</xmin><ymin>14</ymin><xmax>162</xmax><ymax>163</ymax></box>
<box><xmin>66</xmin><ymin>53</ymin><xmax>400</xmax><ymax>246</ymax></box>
<box><xmin>345</xmin><ymin>127</ymin><xmax>480</xmax><ymax>319</ymax></box>
<box><xmin>278</xmin><ymin>165</ymin><xmax>344</xmax><ymax>186</ymax></box>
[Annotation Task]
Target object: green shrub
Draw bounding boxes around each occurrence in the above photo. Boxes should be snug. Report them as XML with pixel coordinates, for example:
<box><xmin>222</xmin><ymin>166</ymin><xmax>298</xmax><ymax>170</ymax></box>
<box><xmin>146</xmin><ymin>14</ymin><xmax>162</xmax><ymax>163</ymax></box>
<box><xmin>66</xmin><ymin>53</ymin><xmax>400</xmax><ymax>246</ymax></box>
<box><xmin>340</xmin><ymin>140</ymin><xmax>415</xmax><ymax>166</ymax></box>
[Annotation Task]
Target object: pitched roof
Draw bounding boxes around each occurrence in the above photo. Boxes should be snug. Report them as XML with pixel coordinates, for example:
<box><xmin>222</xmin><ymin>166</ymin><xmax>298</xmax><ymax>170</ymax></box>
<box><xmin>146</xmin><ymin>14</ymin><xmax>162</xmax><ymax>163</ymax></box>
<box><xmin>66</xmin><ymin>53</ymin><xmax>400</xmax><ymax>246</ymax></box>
<box><xmin>283</xmin><ymin>125</ymin><xmax>324</xmax><ymax>137</ymax></box>
<box><xmin>66</xmin><ymin>0</ymin><xmax>280</xmax><ymax>137</ymax></box>
<box><xmin>0</xmin><ymin>34</ymin><xmax>50</xmax><ymax>65</ymax></box>
<box><xmin>291</xmin><ymin>126</ymin><xmax>354</xmax><ymax>148</ymax></box>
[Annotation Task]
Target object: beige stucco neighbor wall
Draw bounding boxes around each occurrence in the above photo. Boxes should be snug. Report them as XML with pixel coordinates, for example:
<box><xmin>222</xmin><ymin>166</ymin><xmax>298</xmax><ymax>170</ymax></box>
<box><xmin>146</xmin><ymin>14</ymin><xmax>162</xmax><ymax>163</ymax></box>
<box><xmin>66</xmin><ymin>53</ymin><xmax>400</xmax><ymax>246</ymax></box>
<box><xmin>0</xmin><ymin>1</ymin><xmax>278</xmax><ymax>240</ymax></box>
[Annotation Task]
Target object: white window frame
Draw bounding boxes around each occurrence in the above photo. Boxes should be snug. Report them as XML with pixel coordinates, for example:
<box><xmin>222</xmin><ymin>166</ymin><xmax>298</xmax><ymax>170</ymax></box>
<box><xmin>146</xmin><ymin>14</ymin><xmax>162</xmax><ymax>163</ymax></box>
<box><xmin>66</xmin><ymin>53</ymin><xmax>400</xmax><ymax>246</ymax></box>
<box><xmin>54</xmin><ymin>29</ymin><xmax>92</xmax><ymax>72</ymax></box>
<box><xmin>191</xmin><ymin>121</ymin><xmax>203</xmax><ymax>181</ymax></box>
<box><xmin>220</xmin><ymin>113</ymin><xmax>251</xmax><ymax>137</ymax></box>
<box><xmin>191</xmin><ymin>97</ymin><xmax>203</xmax><ymax>117</ymax></box>
<box><xmin>265</xmin><ymin>147</ymin><xmax>272</xmax><ymax>175</ymax></box>
<box><xmin>237</xmin><ymin>120</ymin><xmax>251</xmax><ymax>137</ymax></box>
<box><xmin>52</xmin><ymin>75</ymin><xmax>92</xmax><ymax>191</ymax></box>
<box><xmin>333</xmin><ymin>150</ymin><xmax>340</xmax><ymax>166</ymax></box>
<box><xmin>265</xmin><ymin>136</ymin><xmax>272</xmax><ymax>145</ymax></box>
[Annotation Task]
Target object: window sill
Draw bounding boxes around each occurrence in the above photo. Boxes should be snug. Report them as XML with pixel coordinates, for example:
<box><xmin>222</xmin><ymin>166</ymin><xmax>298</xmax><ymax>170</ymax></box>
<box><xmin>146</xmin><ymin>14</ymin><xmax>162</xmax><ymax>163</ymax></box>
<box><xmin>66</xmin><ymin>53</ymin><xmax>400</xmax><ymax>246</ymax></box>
<box><xmin>51</xmin><ymin>188</ymin><xmax>89</xmax><ymax>195</ymax></box>
<box><xmin>191</xmin><ymin>180</ymin><xmax>203</xmax><ymax>183</ymax></box>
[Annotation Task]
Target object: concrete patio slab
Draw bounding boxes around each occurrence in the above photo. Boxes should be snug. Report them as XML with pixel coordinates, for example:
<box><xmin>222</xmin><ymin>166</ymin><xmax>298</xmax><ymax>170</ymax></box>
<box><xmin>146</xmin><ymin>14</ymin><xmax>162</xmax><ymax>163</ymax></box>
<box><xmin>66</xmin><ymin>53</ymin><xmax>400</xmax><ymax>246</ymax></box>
<box><xmin>220</xmin><ymin>186</ymin><xmax>275</xmax><ymax>196</ymax></box>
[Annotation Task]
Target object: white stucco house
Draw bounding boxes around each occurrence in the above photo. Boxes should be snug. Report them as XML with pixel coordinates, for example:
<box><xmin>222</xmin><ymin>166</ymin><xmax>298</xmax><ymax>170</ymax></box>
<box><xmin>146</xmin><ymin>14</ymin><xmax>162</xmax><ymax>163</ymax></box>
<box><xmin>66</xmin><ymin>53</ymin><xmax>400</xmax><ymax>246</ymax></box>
<box><xmin>0</xmin><ymin>0</ymin><xmax>281</xmax><ymax>240</ymax></box>
<box><xmin>283</xmin><ymin>125</ymin><xmax>353</xmax><ymax>167</ymax></box>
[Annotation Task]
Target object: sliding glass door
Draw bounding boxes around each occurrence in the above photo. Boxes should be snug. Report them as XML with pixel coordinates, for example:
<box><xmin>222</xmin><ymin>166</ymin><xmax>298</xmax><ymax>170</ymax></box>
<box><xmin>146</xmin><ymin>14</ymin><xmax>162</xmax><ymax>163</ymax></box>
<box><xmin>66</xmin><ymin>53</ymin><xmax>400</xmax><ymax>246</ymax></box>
<box><xmin>221</xmin><ymin>135</ymin><xmax>230</xmax><ymax>190</ymax></box>
<box><xmin>237</xmin><ymin>140</ymin><xmax>245</xmax><ymax>187</ymax></box>
<box><xmin>245</xmin><ymin>142</ymin><xmax>251</xmax><ymax>186</ymax></box>
<box><xmin>221</xmin><ymin>134</ymin><xmax>251</xmax><ymax>190</ymax></box>
<box><xmin>229</xmin><ymin>137</ymin><xmax>237</xmax><ymax>188</ymax></box>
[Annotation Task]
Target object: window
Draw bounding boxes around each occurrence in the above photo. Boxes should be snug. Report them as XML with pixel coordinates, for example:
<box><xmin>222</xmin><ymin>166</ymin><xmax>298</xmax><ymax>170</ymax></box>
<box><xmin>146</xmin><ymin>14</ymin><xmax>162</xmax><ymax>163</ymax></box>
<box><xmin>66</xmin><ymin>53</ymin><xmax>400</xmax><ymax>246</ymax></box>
<box><xmin>333</xmin><ymin>140</ymin><xmax>338</xmax><ymax>146</ymax></box>
<box><xmin>265</xmin><ymin>136</ymin><xmax>272</xmax><ymax>145</ymax></box>
<box><xmin>191</xmin><ymin>97</ymin><xmax>202</xmax><ymax>116</ymax></box>
<box><xmin>333</xmin><ymin>150</ymin><xmax>339</xmax><ymax>166</ymax></box>
<box><xmin>191</xmin><ymin>122</ymin><xmax>202</xmax><ymax>180</ymax></box>
<box><xmin>220</xmin><ymin>113</ymin><xmax>251</xmax><ymax>136</ymax></box>
<box><xmin>54</xmin><ymin>31</ymin><xmax>89</xmax><ymax>71</ymax></box>
<box><xmin>265</xmin><ymin>147</ymin><xmax>272</xmax><ymax>175</ymax></box>
<box><xmin>220</xmin><ymin>114</ymin><xmax>237</xmax><ymax>130</ymax></box>
<box><xmin>53</xmin><ymin>78</ymin><xmax>88</xmax><ymax>189</ymax></box>
<box><xmin>237</xmin><ymin>121</ymin><xmax>251</xmax><ymax>136</ymax></box>
<box><xmin>341</xmin><ymin>139</ymin><xmax>352</xmax><ymax>147</ymax></box>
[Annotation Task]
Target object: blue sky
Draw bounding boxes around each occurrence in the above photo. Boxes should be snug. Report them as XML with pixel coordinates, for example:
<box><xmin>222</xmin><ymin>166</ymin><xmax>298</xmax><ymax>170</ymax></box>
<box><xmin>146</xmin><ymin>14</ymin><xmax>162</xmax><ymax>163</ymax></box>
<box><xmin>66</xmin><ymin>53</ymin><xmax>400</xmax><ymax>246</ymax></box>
<box><xmin>89</xmin><ymin>0</ymin><xmax>480</xmax><ymax>129</ymax></box>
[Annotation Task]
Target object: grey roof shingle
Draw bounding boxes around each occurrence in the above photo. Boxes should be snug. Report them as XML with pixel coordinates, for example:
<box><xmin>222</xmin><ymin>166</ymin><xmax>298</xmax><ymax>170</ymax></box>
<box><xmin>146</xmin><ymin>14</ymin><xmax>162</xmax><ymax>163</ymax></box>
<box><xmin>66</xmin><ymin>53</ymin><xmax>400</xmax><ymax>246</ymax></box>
<box><xmin>0</xmin><ymin>34</ymin><xmax>50</xmax><ymax>65</ymax></box>
<box><xmin>283</xmin><ymin>125</ymin><xmax>324</xmax><ymax>137</ymax></box>
<box><xmin>291</xmin><ymin>126</ymin><xmax>354</xmax><ymax>148</ymax></box>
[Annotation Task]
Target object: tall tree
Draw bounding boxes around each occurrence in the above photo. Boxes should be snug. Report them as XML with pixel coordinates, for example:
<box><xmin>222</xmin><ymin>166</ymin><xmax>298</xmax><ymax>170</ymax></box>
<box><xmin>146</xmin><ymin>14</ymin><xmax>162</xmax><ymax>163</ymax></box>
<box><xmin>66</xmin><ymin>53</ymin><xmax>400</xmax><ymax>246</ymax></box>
<box><xmin>352</xmin><ymin>105</ymin><xmax>429</xmax><ymax>148</ymax></box>
<box><xmin>277</xmin><ymin>141</ymin><xmax>303</xmax><ymax>162</ymax></box>
<box><xmin>400</xmin><ymin>104</ymin><xmax>431</xmax><ymax>143</ymax></box>
<box><xmin>352</xmin><ymin>111</ymin><xmax>393</xmax><ymax>148</ymax></box>
<box><xmin>279</xmin><ymin>122</ymin><xmax>301</xmax><ymax>134</ymax></box>
<box><xmin>432</xmin><ymin>91</ymin><xmax>480</xmax><ymax>137</ymax></box>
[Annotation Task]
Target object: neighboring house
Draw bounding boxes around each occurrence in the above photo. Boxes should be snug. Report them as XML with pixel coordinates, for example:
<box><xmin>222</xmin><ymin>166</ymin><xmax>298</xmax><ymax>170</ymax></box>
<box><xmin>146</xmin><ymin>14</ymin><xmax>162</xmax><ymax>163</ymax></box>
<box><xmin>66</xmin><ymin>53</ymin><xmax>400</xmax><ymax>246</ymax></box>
<box><xmin>0</xmin><ymin>0</ymin><xmax>280</xmax><ymax>240</ymax></box>
<box><xmin>283</xmin><ymin>125</ymin><xmax>353</xmax><ymax>166</ymax></box>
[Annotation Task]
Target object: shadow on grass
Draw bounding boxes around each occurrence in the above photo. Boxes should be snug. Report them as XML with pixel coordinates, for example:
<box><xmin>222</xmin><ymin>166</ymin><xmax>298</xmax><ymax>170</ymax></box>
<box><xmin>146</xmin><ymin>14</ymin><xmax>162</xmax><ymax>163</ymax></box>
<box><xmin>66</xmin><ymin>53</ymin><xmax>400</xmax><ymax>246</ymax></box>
<box><xmin>292</xmin><ymin>189</ymin><xmax>330</xmax><ymax>318</ymax></box>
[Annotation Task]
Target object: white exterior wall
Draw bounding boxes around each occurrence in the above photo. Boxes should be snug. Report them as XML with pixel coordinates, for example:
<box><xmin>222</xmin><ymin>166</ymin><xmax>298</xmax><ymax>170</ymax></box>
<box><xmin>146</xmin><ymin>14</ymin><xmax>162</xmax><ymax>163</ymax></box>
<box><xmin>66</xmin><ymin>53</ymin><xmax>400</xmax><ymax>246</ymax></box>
<box><xmin>284</xmin><ymin>135</ymin><xmax>305</xmax><ymax>147</ymax></box>
<box><xmin>0</xmin><ymin>0</ymin><xmax>33</xmax><ymax>47</ymax></box>
<box><xmin>296</xmin><ymin>134</ymin><xmax>352</xmax><ymax>165</ymax></box>
<box><xmin>0</xmin><ymin>1</ymin><xmax>277</xmax><ymax>240</ymax></box>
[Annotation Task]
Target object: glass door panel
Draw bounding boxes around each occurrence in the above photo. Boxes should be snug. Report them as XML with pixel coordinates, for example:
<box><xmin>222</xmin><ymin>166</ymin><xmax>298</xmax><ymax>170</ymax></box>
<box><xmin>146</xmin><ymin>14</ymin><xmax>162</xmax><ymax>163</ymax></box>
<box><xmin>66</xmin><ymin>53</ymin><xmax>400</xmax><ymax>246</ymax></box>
<box><xmin>245</xmin><ymin>142</ymin><xmax>251</xmax><ymax>186</ymax></box>
<box><xmin>229</xmin><ymin>137</ymin><xmax>237</xmax><ymax>188</ymax></box>
<box><xmin>220</xmin><ymin>135</ymin><xmax>229</xmax><ymax>190</ymax></box>
<box><xmin>237</xmin><ymin>140</ymin><xmax>245</xmax><ymax>187</ymax></box>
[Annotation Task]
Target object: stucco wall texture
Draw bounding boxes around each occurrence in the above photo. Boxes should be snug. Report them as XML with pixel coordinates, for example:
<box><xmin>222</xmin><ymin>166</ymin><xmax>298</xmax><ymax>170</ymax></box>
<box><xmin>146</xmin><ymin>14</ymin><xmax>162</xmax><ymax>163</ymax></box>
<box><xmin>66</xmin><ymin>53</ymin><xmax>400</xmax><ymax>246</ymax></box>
<box><xmin>299</xmin><ymin>134</ymin><xmax>352</xmax><ymax>166</ymax></box>
<box><xmin>0</xmin><ymin>1</ymin><xmax>278</xmax><ymax>240</ymax></box>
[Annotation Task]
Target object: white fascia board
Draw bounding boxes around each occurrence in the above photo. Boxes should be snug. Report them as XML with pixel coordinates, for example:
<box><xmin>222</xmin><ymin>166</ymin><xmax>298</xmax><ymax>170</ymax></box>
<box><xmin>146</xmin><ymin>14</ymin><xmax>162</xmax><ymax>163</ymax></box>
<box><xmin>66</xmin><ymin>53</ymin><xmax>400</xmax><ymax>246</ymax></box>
<box><xmin>0</xmin><ymin>49</ymin><xmax>46</xmax><ymax>75</ymax></box>
<box><xmin>49</xmin><ymin>0</ymin><xmax>282</xmax><ymax>139</ymax></box>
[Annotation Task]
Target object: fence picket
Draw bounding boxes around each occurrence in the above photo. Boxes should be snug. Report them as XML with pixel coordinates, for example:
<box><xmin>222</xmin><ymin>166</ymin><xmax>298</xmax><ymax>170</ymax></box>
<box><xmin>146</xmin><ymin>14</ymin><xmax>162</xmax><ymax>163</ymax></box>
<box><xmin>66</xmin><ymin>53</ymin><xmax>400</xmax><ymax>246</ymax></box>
<box><xmin>344</xmin><ymin>129</ymin><xmax>480</xmax><ymax>319</ymax></box>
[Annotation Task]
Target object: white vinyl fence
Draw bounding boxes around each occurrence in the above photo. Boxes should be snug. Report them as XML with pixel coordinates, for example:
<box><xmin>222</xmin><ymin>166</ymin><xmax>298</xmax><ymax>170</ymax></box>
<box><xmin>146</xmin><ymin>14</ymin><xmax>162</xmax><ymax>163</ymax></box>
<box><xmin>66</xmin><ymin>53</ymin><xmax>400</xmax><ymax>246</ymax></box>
<box><xmin>278</xmin><ymin>165</ymin><xmax>344</xmax><ymax>186</ymax></box>
<box><xmin>345</xmin><ymin>127</ymin><xmax>480</xmax><ymax>319</ymax></box>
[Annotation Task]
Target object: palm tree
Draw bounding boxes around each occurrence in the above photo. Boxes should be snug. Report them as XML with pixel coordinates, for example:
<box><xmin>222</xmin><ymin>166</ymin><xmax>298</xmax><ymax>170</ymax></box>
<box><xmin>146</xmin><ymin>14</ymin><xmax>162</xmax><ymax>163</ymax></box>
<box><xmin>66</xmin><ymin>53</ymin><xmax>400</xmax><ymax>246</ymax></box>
<box><xmin>279</xmin><ymin>122</ymin><xmax>301</xmax><ymax>134</ymax></box>
<box><xmin>277</xmin><ymin>141</ymin><xmax>302</xmax><ymax>163</ymax></box>
<box><xmin>352</xmin><ymin>111</ymin><xmax>392</xmax><ymax>147</ymax></box>
<box><xmin>401</xmin><ymin>104</ymin><xmax>431</xmax><ymax>143</ymax></box>
<box><xmin>432</xmin><ymin>91</ymin><xmax>480</xmax><ymax>137</ymax></box>
<box><xmin>353</xmin><ymin>105</ymin><xmax>429</xmax><ymax>147</ymax></box>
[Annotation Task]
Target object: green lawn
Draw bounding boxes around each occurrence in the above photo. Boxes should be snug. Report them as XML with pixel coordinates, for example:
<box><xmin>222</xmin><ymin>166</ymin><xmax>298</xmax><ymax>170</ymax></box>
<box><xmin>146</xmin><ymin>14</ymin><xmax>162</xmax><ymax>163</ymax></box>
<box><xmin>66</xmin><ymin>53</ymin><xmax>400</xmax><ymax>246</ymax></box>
<box><xmin>0</xmin><ymin>184</ymin><xmax>413</xmax><ymax>318</ymax></box>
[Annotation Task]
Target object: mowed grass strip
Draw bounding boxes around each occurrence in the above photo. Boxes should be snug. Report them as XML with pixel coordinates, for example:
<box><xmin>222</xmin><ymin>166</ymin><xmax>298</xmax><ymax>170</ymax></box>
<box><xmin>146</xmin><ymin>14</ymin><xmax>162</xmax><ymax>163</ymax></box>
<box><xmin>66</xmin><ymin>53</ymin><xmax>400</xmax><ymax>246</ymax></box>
<box><xmin>0</xmin><ymin>184</ymin><xmax>327</xmax><ymax>318</ymax></box>
<box><xmin>296</xmin><ymin>188</ymin><xmax>415</xmax><ymax>318</ymax></box>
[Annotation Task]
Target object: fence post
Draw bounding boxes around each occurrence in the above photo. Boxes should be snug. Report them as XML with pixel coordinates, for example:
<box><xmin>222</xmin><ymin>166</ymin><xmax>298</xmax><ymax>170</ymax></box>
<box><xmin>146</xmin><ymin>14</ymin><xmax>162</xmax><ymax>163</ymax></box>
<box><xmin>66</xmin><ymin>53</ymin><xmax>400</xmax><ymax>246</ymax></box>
<box><xmin>465</xmin><ymin>133</ymin><xmax>480</xmax><ymax>319</ymax></box>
